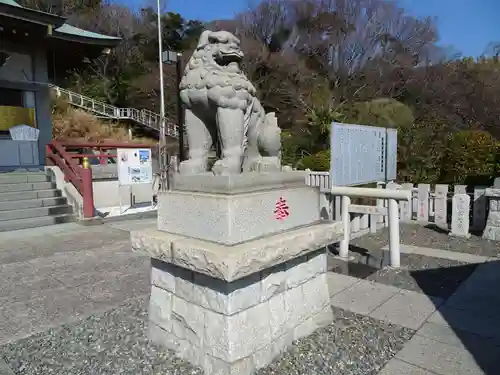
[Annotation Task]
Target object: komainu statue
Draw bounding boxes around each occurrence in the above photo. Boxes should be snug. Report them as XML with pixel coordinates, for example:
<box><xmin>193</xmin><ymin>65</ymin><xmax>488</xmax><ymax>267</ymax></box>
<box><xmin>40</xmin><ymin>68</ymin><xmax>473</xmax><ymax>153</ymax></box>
<box><xmin>178</xmin><ymin>30</ymin><xmax>282</xmax><ymax>175</ymax></box>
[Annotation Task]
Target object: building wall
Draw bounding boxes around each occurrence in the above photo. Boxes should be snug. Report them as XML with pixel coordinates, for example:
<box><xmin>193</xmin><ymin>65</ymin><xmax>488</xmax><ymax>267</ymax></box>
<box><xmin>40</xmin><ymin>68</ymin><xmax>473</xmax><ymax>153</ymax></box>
<box><xmin>0</xmin><ymin>40</ymin><xmax>52</xmax><ymax>169</ymax></box>
<box><xmin>0</xmin><ymin>50</ymin><xmax>33</xmax><ymax>82</ymax></box>
<box><xmin>92</xmin><ymin>180</ymin><xmax>153</xmax><ymax>210</ymax></box>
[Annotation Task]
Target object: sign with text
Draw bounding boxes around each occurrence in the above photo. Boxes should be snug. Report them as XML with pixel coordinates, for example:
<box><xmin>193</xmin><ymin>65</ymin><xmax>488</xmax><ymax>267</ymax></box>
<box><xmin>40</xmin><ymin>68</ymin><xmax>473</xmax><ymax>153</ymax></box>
<box><xmin>330</xmin><ymin>122</ymin><xmax>397</xmax><ymax>186</ymax></box>
<box><xmin>117</xmin><ymin>148</ymin><xmax>153</xmax><ymax>185</ymax></box>
<box><xmin>9</xmin><ymin>124</ymin><xmax>39</xmax><ymax>141</ymax></box>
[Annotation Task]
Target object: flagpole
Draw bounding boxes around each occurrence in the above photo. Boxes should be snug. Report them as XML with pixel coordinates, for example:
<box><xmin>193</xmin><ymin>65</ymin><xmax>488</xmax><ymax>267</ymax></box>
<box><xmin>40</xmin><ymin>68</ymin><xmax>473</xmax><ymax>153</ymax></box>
<box><xmin>156</xmin><ymin>0</ymin><xmax>168</xmax><ymax>191</ymax></box>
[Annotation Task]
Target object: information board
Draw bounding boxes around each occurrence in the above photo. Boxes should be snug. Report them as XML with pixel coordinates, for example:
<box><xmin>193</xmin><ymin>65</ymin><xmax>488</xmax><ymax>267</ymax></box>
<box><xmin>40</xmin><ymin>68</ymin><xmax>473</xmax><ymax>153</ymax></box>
<box><xmin>117</xmin><ymin>148</ymin><xmax>153</xmax><ymax>185</ymax></box>
<box><xmin>330</xmin><ymin>122</ymin><xmax>397</xmax><ymax>186</ymax></box>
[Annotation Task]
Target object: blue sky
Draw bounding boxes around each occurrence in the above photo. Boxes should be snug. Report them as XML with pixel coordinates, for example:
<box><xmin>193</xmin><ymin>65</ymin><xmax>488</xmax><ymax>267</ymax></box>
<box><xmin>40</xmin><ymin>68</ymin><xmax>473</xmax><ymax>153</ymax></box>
<box><xmin>128</xmin><ymin>0</ymin><xmax>500</xmax><ymax>57</ymax></box>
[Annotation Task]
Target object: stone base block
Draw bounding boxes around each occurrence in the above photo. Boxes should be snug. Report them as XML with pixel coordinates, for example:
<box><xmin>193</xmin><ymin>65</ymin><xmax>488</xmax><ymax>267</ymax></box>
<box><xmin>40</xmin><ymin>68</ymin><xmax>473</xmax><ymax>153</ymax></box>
<box><xmin>132</xmin><ymin>221</ymin><xmax>343</xmax><ymax>282</ymax></box>
<box><xmin>132</xmin><ymin>217</ymin><xmax>342</xmax><ymax>374</ymax></box>
<box><xmin>147</xmin><ymin>250</ymin><xmax>333</xmax><ymax>375</ymax></box>
<box><xmin>483</xmin><ymin>225</ymin><xmax>500</xmax><ymax>240</ymax></box>
<box><xmin>158</xmin><ymin>172</ymin><xmax>320</xmax><ymax>245</ymax></box>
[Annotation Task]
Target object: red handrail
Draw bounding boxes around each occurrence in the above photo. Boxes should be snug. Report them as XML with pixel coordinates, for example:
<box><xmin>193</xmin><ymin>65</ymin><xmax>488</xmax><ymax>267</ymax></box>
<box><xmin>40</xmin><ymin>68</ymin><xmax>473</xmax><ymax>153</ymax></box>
<box><xmin>59</xmin><ymin>141</ymin><xmax>155</xmax><ymax>165</ymax></box>
<box><xmin>58</xmin><ymin>141</ymin><xmax>153</xmax><ymax>148</ymax></box>
<box><xmin>46</xmin><ymin>140</ymin><xmax>95</xmax><ymax>218</ymax></box>
<box><xmin>46</xmin><ymin>141</ymin><xmax>84</xmax><ymax>192</ymax></box>
<box><xmin>46</xmin><ymin>140</ymin><xmax>155</xmax><ymax>219</ymax></box>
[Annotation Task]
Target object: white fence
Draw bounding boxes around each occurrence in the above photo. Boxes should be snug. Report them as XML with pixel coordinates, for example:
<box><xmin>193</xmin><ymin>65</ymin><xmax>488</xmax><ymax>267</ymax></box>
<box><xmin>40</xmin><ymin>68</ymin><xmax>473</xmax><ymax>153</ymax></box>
<box><xmin>306</xmin><ymin>171</ymin><xmax>487</xmax><ymax>237</ymax></box>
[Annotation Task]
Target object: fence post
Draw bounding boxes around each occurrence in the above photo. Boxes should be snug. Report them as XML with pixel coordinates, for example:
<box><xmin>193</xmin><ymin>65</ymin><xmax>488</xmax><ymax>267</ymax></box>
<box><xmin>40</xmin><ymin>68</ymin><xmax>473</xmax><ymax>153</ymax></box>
<box><xmin>400</xmin><ymin>183</ymin><xmax>413</xmax><ymax>222</ymax></box>
<box><xmin>417</xmin><ymin>184</ymin><xmax>430</xmax><ymax>222</ymax></box>
<box><xmin>388</xmin><ymin>198</ymin><xmax>401</xmax><ymax>267</ymax></box>
<box><xmin>369</xmin><ymin>214</ymin><xmax>377</xmax><ymax>233</ymax></box>
<box><xmin>360</xmin><ymin>213</ymin><xmax>369</xmax><ymax>230</ymax></box>
<box><xmin>434</xmin><ymin>184</ymin><xmax>449</xmax><ymax>228</ymax></box>
<box><xmin>81</xmin><ymin>157</ymin><xmax>95</xmax><ymax>219</ymax></box>
<box><xmin>339</xmin><ymin>195</ymin><xmax>351</xmax><ymax>258</ymax></box>
<box><xmin>351</xmin><ymin>213</ymin><xmax>360</xmax><ymax>233</ymax></box>
<box><xmin>334</xmin><ymin>196</ymin><xmax>342</xmax><ymax>221</ymax></box>
<box><xmin>450</xmin><ymin>193</ymin><xmax>471</xmax><ymax>238</ymax></box>
<box><xmin>386</xmin><ymin>181</ymin><xmax>399</xmax><ymax>221</ymax></box>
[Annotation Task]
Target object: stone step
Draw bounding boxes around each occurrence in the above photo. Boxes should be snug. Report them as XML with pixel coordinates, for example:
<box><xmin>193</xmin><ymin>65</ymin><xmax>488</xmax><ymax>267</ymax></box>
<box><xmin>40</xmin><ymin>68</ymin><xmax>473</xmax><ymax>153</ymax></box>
<box><xmin>0</xmin><ymin>182</ymin><xmax>56</xmax><ymax>193</ymax></box>
<box><xmin>0</xmin><ymin>213</ymin><xmax>75</xmax><ymax>232</ymax></box>
<box><xmin>0</xmin><ymin>189</ymin><xmax>62</xmax><ymax>202</ymax></box>
<box><xmin>0</xmin><ymin>197</ymin><xmax>68</xmax><ymax>211</ymax></box>
<box><xmin>0</xmin><ymin>172</ymin><xmax>48</xmax><ymax>184</ymax></box>
<box><xmin>0</xmin><ymin>204</ymin><xmax>73</xmax><ymax>222</ymax></box>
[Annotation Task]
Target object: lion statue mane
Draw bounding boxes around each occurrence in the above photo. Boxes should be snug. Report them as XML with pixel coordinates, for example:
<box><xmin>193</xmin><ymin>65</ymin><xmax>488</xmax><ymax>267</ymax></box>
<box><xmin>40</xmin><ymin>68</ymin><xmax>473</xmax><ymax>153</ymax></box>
<box><xmin>178</xmin><ymin>30</ymin><xmax>281</xmax><ymax>175</ymax></box>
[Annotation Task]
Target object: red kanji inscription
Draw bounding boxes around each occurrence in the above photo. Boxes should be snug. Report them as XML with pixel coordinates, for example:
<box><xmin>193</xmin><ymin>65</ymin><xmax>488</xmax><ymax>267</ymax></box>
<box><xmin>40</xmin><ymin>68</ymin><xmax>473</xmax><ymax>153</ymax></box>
<box><xmin>274</xmin><ymin>197</ymin><xmax>290</xmax><ymax>221</ymax></box>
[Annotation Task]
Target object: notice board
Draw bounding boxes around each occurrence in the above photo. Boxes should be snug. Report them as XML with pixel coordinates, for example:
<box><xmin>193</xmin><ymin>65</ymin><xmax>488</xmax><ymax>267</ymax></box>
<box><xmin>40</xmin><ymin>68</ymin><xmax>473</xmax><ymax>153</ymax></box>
<box><xmin>330</xmin><ymin>122</ymin><xmax>397</xmax><ymax>186</ymax></box>
<box><xmin>117</xmin><ymin>148</ymin><xmax>153</xmax><ymax>185</ymax></box>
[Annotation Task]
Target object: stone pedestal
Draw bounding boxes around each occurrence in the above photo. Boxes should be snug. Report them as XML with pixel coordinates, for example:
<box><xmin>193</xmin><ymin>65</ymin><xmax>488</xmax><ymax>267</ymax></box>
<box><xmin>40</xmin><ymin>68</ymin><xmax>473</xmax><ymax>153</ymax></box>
<box><xmin>131</xmin><ymin>172</ymin><xmax>343</xmax><ymax>375</ymax></box>
<box><xmin>483</xmin><ymin>188</ymin><xmax>500</xmax><ymax>240</ymax></box>
<box><xmin>159</xmin><ymin>172</ymin><xmax>319</xmax><ymax>245</ymax></box>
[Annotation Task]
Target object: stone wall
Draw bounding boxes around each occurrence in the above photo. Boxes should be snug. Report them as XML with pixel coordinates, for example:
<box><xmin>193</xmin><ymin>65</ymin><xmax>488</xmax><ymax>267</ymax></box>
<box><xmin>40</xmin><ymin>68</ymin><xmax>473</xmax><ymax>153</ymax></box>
<box><xmin>148</xmin><ymin>249</ymin><xmax>332</xmax><ymax>374</ymax></box>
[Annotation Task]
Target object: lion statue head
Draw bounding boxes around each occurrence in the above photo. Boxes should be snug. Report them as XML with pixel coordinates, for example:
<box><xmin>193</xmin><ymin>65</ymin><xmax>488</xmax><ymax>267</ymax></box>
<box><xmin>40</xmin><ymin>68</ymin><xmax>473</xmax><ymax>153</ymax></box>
<box><xmin>179</xmin><ymin>30</ymin><xmax>257</xmax><ymax>111</ymax></box>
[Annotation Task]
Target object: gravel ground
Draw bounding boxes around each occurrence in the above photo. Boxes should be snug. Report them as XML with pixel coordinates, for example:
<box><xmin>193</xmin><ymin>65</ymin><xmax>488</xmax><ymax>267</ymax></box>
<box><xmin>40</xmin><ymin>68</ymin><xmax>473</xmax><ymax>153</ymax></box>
<box><xmin>352</xmin><ymin>222</ymin><xmax>500</xmax><ymax>258</ymax></box>
<box><xmin>257</xmin><ymin>307</ymin><xmax>414</xmax><ymax>375</ymax></box>
<box><xmin>0</xmin><ymin>296</ymin><xmax>202</xmax><ymax>375</ymax></box>
<box><xmin>0</xmin><ymin>299</ymin><xmax>414</xmax><ymax>375</ymax></box>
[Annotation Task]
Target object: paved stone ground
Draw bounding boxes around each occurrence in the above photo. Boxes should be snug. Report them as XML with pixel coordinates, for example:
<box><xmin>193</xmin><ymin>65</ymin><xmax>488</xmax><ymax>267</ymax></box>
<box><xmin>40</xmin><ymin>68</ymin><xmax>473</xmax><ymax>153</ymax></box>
<box><xmin>335</xmin><ymin>223</ymin><xmax>500</xmax><ymax>375</ymax></box>
<box><xmin>0</xmin><ymin>220</ymin><xmax>498</xmax><ymax>375</ymax></box>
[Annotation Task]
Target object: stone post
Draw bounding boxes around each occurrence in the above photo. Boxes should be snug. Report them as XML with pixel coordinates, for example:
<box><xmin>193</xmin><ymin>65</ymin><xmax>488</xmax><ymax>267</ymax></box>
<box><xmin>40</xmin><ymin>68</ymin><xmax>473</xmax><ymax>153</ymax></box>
<box><xmin>450</xmin><ymin>193</ymin><xmax>471</xmax><ymax>238</ymax></box>
<box><xmin>482</xmin><ymin>188</ymin><xmax>500</xmax><ymax>240</ymax></box>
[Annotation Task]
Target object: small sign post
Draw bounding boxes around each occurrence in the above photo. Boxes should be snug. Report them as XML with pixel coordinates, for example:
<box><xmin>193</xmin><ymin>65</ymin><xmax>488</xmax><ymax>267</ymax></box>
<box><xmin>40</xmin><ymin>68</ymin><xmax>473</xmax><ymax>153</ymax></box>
<box><xmin>116</xmin><ymin>148</ymin><xmax>153</xmax><ymax>214</ymax></box>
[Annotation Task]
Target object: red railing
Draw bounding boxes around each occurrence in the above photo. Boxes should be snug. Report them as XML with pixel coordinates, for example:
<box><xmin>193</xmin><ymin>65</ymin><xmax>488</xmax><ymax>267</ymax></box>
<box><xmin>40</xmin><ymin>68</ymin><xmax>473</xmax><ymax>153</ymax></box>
<box><xmin>54</xmin><ymin>141</ymin><xmax>154</xmax><ymax>166</ymax></box>
<box><xmin>46</xmin><ymin>141</ymin><xmax>94</xmax><ymax>218</ymax></box>
<box><xmin>46</xmin><ymin>140</ymin><xmax>154</xmax><ymax>219</ymax></box>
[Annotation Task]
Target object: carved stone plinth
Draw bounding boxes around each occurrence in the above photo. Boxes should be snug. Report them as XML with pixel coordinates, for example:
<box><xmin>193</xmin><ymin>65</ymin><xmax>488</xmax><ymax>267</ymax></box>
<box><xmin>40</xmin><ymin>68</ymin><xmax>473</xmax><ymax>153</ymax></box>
<box><xmin>158</xmin><ymin>172</ymin><xmax>319</xmax><ymax>245</ymax></box>
<box><xmin>132</xmin><ymin>223</ymin><xmax>341</xmax><ymax>375</ymax></box>
<box><xmin>131</xmin><ymin>173</ymin><xmax>343</xmax><ymax>375</ymax></box>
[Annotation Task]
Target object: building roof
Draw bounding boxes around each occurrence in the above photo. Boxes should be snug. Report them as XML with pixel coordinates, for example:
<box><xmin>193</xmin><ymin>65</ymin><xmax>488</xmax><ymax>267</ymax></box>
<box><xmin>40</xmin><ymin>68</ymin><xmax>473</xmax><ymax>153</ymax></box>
<box><xmin>0</xmin><ymin>0</ymin><xmax>121</xmax><ymax>45</ymax></box>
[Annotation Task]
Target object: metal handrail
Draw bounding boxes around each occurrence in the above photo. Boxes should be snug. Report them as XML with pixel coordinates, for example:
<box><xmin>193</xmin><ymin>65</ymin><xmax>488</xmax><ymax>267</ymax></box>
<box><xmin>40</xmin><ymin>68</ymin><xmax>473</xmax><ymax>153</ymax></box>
<box><xmin>50</xmin><ymin>84</ymin><xmax>179</xmax><ymax>138</ymax></box>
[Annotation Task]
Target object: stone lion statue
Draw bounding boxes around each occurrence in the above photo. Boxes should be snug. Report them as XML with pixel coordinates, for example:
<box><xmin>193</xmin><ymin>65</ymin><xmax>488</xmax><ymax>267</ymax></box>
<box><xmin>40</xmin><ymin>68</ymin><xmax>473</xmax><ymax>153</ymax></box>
<box><xmin>178</xmin><ymin>30</ymin><xmax>281</xmax><ymax>175</ymax></box>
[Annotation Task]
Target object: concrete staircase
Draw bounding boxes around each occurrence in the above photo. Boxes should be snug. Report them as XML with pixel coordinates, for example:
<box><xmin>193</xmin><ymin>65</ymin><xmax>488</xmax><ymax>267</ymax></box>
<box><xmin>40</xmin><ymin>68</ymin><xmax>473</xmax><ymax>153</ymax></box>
<box><xmin>0</xmin><ymin>171</ymin><xmax>75</xmax><ymax>232</ymax></box>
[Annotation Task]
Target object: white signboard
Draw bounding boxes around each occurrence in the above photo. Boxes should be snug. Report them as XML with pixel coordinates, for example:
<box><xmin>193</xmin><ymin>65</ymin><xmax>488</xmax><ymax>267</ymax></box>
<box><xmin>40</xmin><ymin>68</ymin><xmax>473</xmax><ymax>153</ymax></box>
<box><xmin>117</xmin><ymin>148</ymin><xmax>153</xmax><ymax>185</ymax></box>
<box><xmin>330</xmin><ymin>122</ymin><xmax>397</xmax><ymax>186</ymax></box>
<box><xmin>9</xmin><ymin>125</ymin><xmax>39</xmax><ymax>141</ymax></box>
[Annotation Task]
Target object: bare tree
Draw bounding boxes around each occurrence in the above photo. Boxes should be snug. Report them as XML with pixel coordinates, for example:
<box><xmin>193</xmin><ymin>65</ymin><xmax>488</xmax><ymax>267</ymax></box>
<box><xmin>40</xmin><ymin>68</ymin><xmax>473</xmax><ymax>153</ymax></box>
<box><xmin>239</xmin><ymin>0</ymin><xmax>442</xmax><ymax>77</ymax></box>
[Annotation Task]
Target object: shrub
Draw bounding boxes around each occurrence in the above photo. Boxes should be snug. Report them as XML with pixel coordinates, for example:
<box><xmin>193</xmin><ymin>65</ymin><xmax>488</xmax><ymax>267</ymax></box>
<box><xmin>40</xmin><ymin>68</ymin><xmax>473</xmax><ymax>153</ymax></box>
<box><xmin>440</xmin><ymin>130</ymin><xmax>499</xmax><ymax>184</ymax></box>
<box><xmin>52</xmin><ymin>105</ymin><xmax>156</xmax><ymax>145</ymax></box>
<box><xmin>341</xmin><ymin>98</ymin><xmax>414</xmax><ymax>128</ymax></box>
<box><xmin>298</xmin><ymin>150</ymin><xmax>330</xmax><ymax>171</ymax></box>
<box><xmin>52</xmin><ymin>107</ymin><xmax>129</xmax><ymax>141</ymax></box>
<box><xmin>281</xmin><ymin>130</ymin><xmax>301</xmax><ymax>167</ymax></box>
<box><xmin>397</xmin><ymin>122</ymin><xmax>448</xmax><ymax>183</ymax></box>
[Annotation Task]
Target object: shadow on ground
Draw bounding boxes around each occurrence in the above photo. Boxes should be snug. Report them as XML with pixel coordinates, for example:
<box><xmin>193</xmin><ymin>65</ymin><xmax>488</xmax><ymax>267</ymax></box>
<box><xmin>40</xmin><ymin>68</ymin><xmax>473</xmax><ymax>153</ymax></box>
<box><xmin>410</xmin><ymin>260</ymin><xmax>500</xmax><ymax>375</ymax></box>
<box><xmin>329</xmin><ymin>243</ymin><xmax>500</xmax><ymax>375</ymax></box>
